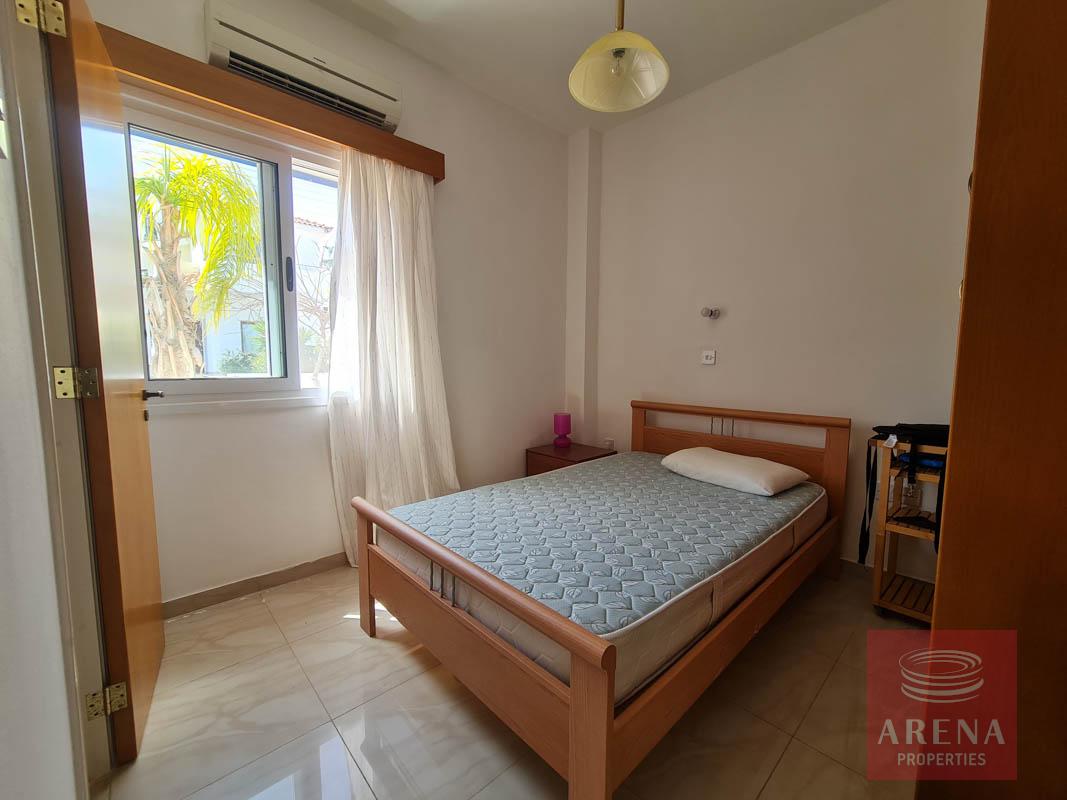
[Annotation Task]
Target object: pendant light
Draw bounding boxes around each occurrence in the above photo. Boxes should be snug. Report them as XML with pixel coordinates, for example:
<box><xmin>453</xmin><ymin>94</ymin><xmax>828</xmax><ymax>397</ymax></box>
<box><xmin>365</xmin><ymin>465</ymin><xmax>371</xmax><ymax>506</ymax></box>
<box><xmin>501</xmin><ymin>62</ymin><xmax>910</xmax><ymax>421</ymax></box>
<box><xmin>568</xmin><ymin>0</ymin><xmax>669</xmax><ymax>113</ymax></box>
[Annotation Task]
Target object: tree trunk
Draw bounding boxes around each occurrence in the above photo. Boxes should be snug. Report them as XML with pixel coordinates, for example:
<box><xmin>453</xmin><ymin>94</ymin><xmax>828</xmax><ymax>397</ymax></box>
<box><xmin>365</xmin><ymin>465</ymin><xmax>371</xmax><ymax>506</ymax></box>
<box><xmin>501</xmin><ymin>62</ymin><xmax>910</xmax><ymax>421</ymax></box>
<box><xmin>143</xmin><ymin>207</ymin><xmax>204</xmax><ymax>378</ymax></box>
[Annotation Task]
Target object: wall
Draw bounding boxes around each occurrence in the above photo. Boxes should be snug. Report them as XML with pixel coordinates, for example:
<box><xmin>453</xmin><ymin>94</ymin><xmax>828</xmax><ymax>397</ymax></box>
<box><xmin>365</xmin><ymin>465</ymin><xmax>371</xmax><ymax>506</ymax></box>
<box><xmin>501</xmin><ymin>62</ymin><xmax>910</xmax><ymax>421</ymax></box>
<box><xmin>0</xmin><ymin>62</ymin><xmax>78</xmax><ymax>800</ymax></box>
<box><xmin>590</xmin><ymin>0</ymin><xmax>986</xmax><ymax>571</ymax></box>
<box><xmin>147</xmin><ymin>403</ymin><xmax>341</xmax><ymax>599</ymax></box>
<box><xmin>563</xmin><ymin>129</ymin><xmax>602</xmax><ymax>441</ymax></box>
<box><xmin>87</xmin><ymin>0</ymin><xmax>567</xmax><ymax>601</ymax></box>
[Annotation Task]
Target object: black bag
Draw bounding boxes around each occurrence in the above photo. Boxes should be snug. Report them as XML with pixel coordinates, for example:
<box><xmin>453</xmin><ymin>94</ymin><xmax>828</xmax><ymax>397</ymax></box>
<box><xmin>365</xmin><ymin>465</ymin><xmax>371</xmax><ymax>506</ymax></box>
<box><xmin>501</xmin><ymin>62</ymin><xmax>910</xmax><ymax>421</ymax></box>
<box><xmin>858</xmin><ymin>423</ymin><xmax>949</xmax><ymax>562</ymax></box>
<box><xmin>871</xmin><ymin>423</ymin><xmax>949</xmax><ymax>447</ymax></box>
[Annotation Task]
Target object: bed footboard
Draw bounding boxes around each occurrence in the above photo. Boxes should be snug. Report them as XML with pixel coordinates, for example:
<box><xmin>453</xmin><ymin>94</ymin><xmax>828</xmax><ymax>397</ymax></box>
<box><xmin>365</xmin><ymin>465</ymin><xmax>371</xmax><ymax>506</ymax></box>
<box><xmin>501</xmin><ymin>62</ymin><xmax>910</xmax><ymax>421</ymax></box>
<box><xmin>355</xmin><ymin>512</ymin><xmax>376</xmax><ymax>637</ymax></box>
<box><xmin>352</xmin><ymin>497</ymin><xmax>615</xmax><ymax>794</ymax></box>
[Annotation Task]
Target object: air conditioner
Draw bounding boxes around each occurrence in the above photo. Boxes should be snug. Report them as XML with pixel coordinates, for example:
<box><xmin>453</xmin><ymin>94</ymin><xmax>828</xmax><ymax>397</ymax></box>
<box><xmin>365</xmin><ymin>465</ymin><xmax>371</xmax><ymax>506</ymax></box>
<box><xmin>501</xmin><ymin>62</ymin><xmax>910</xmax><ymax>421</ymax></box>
<box><xmin>205</xmin><ymin>1</ymin><xmax>402</xmax><ymax>132</ymax></box>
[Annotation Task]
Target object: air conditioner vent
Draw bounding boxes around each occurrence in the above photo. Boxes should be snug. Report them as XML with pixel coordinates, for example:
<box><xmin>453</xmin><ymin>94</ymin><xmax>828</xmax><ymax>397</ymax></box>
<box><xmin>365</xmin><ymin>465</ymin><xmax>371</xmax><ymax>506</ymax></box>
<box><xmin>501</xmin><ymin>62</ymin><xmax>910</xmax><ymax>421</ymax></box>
<box><xmin>207</xmin><ymin>3</ymin><xmax>401</xmax><ymax>132</ymax></box>
<box><xmin>227</xmin><ymin>52</ymin><xmax>395</xmax><ymax>132</ymax></box>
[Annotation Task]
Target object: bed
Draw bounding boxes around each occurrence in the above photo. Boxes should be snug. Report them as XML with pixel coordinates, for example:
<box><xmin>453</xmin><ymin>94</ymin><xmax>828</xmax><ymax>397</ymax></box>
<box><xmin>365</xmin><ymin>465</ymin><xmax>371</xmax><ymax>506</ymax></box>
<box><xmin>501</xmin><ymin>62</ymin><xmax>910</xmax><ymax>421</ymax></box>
<box><xmin>353</xmin><ymin>401</ymin><xmax>850</xmax><ymax>799</ymax></box>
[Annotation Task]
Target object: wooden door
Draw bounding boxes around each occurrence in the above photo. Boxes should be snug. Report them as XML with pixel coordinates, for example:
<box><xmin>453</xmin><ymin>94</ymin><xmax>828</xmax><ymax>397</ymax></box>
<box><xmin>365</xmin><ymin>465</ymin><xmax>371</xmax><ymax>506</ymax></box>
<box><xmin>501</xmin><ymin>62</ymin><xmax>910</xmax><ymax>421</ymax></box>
<box><xmin>918</xmin><ymin>0</ymin><xmax>1067</xmax><ymax>797</ymax></box>
<box><xmin>46</xmin><ymin>0</ymin><xmax>163</xmax><ymax>763</ymax></box>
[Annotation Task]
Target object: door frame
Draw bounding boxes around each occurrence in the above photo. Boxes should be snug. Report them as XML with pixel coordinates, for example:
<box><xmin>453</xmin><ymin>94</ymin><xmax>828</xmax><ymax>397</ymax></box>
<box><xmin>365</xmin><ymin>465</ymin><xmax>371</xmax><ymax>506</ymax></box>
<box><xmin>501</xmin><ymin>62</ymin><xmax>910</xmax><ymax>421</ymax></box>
<box><xmin>1</xmin><ymin>11</ymin><xmax>111</xmax><ymax>793</ymax></box>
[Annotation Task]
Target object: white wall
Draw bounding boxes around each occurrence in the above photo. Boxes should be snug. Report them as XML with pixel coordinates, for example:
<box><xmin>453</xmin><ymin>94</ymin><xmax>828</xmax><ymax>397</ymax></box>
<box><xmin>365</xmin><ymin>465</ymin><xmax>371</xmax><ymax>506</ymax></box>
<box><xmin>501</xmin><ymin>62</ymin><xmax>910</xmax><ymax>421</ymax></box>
<box><xmin>590</xmin><ymin>0</ymin><xmax>986</xmax><ymax>571</ymax></box>
<box><xmin>0</xmin><ymin>79</ymin><xmax>78</xmax><ymax>800</ymax></box>
<box><xmin>146</xmin><ymin>404</ymin><xmax>341</xmax><ymax>599</ymax></box>
<box><xmin>563</xmin><ymin>129</ymin><xmax>602</xmax><ymax>442</ymax></box>
<box><xmin>87</xmin><ymin>0</ymin><xmax>567</xmax><ymax>601</ymax></box>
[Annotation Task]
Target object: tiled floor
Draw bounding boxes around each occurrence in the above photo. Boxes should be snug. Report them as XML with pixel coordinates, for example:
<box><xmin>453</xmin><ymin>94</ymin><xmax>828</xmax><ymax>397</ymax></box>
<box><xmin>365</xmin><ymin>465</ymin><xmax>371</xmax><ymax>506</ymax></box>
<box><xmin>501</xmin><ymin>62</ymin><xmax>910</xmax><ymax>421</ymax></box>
<box><xmin>99</xmin><ymin>562</ymin><xmax>921</xmax><ymax>800</ymax></box>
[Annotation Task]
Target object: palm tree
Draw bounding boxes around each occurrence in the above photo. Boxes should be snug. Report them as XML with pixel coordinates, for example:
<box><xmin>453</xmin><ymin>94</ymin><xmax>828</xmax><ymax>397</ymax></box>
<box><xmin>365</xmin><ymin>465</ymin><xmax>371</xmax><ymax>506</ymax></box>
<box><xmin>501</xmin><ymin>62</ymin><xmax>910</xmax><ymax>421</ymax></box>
<box><xmin>134</xmin><ymin>146</ymin><xmax>263</xmax><ymax>378</ymax></box>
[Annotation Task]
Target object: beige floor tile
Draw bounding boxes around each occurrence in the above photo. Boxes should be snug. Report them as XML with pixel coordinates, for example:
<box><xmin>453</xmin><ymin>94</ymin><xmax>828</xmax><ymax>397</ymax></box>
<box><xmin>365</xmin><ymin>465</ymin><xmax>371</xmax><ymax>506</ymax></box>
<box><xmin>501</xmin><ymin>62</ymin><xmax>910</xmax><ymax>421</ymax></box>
<box><xmin>795</xmin><ymin>661</ymin><xmax>868</xmax><ymax>774</ymax></box>
<box><xmin>262</xmin><ymin>567</ymin><xmax>361</xmax><ymax>642</ymax></box>
<box><xmin>801</xmin><ymin>574</ymin><xmax>920</xmax><ymax>633</ymax></box>
<box><xmin>838</xmin><ymin>617</ymin><xmax>926</xmax><ymax>672</ymax></box>
<box><xmin>188</xmin><ymin>723</ymin><xmax>375</xmax><ymax>800</ymax></box>
<box><xmin>126</xmin><ymin>560</ymin><xmax>906</xmax><ymax>800</ymax></box>
<box><xmin>469</xmin><ymin>751</ymin><xmax>566</xmax><ymax>800</ymax></box>
<box><xmin>468</xmin><ymin>750</ymin><xmax>645</xmax><ymax>800</ymax></box>
<box><xmin>757</xmin><ymin>601</ymin><xmax>858</xmax><ymax>663</ymax></box>
<box><xmin>759</xmin><ymin>739</ymin><xmax>915</xmax><ymax>800</ymax></box>
<box><xmin>839</xmin><ymin>561</ymin><xmax>875</xmax><ymax>585</ymax></box>
<box><xmin>712</xmin><ymin>631</ymin><xmax>836</xmax><ymax>734</ymax></box>
<box><xmin>624</xmin><ymin>701</ymin><xmax>790</xmax><ymax>800</ymax></box>
<box><xmin>767</xmin><ymin>618</ymin><xmax>856</xmax><ymax>665</ymax></box>
<box><xmin>306</xmin><ymin>565</ymin><xmax>362</xmax><ymax>591</ymax></box>
<box><xmin>157</xmin><ymin>594</ymin><xmax>286</xmax><ymax>693</ymax></box>
<box><xmin>761</xmin><ymin>571</ymin><xmax>913</xmax><ymax>664</ymax></box>
<box><xmin>291</xmin><ymin>617</ymin><xmax>439</xmax><ymax>718</ymax></box>
<box><xmin>334</xmin><ymin>665</ymin><xmax>524</xmax><ymax>800</ymax></box>
<box><xmin>838</xmin><ymin>630</ymin><xmax>869</xmax><ymax>671</ymax></box>
<box><xmin>798</xmin><ymin>571</ymin><xmax>872</xmax><ymax>611</ymax></box>
<box><xmin>110</xmin><ymin>647</ymin><xmax>329</xmax><ymax>800</ymax></box>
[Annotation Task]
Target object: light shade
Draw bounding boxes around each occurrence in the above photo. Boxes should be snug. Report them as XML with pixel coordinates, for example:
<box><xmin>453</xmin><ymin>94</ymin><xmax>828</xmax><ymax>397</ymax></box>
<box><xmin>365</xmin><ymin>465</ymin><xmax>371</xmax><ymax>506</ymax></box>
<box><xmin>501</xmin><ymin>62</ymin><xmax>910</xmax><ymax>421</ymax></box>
<box><xmin>553</xmin><ymin>412</ymin><xmax>572</xmax><ymax>448</ymax></box>
<box><xmin>569</xmin><ymin>29</ymin><xmax>669</xmax><ymax>113</ymax></box>
<box><xmin>553</xmin><ymin>413</ymin><xmax>571</xmax><ymax>436</ymax></box>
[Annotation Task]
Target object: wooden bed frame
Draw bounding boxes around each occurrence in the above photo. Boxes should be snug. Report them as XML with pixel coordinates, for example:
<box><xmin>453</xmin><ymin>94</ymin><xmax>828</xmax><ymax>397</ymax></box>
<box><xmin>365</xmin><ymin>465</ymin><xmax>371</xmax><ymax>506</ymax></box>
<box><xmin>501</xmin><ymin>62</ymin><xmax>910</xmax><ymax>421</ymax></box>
<box><xmin>353</xmin><ymin>401</ymin><xmax>850</xmax><ymax>799</ymax></box>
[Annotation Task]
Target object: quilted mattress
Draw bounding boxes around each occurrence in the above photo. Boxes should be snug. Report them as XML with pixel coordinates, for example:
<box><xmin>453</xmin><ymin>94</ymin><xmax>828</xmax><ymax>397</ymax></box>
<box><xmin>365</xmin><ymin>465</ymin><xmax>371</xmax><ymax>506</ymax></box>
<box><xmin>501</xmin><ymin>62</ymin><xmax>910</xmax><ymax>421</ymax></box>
<box><xmin>382</xmin><ymin>451</ymin><xmax>827</xmax><ymax>703</ymax></box>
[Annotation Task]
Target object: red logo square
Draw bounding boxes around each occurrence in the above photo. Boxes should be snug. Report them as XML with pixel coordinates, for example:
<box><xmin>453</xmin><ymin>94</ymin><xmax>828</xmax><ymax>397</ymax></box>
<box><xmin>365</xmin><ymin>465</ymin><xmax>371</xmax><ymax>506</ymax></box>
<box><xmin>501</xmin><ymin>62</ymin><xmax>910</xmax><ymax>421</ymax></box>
<box><xmin>867</xmin><ymin>629</ymin><xmax>1017</xmax><ymax>781</ymax></box>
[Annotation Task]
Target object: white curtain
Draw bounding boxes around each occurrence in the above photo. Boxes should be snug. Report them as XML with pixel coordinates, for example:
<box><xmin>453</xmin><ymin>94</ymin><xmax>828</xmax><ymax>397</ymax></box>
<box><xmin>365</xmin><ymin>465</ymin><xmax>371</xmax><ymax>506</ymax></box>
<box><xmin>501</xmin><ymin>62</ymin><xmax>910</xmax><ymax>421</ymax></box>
<box><xmin>328</xmin><ymin>149</ymin><xmax>460</xmax><ymax>565</ymax></box>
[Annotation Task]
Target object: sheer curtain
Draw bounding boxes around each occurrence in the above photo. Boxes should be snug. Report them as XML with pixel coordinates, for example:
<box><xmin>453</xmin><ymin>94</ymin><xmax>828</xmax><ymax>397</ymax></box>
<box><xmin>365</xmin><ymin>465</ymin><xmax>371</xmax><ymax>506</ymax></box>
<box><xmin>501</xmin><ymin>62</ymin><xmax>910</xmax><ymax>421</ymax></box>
<box><xmin>328</xmin><ymin>149</ymin><xmax>459</xmax><ymax>565</ymax></box>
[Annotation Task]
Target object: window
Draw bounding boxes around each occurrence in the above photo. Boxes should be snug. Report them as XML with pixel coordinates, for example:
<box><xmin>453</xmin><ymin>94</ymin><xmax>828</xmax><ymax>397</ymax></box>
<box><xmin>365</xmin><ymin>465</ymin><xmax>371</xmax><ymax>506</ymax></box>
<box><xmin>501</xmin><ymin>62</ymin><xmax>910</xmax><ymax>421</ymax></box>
<box><xmin>129</xmin><ymin>127</ymin><xmax>285</xmax><ymax>384</ymax></box>
<box><xmin>126</xmin><ymin>113</ymin><xmax>339</xmax><ymax>397</ymax></box>
<box><xmin>239</xmin><ymin>320</ymin><xmax>262</xmax><ymax>354</ymax></box>
<box><xmin>291</xmin><ymin>163</ymin><xmax>338</xmax><ymax>389</ymax></box>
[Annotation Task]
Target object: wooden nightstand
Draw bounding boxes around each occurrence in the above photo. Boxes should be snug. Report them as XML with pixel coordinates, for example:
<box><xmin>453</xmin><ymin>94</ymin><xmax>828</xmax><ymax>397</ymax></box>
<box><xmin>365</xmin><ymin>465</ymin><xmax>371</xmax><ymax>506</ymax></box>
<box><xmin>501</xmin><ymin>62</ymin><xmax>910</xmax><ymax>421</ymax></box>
<box><xmin>525</xmin><ymin>442</ymin><xmax>617</xmax><ymax>477</ymax></box>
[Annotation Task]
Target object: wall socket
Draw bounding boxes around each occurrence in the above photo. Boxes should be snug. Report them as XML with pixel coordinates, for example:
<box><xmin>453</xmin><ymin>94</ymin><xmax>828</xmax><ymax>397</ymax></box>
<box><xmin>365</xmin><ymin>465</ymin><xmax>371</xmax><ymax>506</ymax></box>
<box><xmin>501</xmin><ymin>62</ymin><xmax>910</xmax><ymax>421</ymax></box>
<box><xmin>604</xmin><ymin>437</ymin><xmax>616</xmax><ymax>450</ymax></box>
<box><xmin>702</xmin><ymin>350</ymin><xmax>717</xmax><ymax>365</ymax></box>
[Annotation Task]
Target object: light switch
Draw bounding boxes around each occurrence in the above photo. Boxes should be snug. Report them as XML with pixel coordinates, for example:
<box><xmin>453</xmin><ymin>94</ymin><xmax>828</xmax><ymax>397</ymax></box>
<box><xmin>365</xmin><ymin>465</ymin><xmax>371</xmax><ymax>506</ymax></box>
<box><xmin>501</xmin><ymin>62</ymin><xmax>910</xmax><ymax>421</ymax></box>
<box><xmin>702</xmin><ymin>350</ymin><xmax>717</xmax><ymax>366</ymax></box>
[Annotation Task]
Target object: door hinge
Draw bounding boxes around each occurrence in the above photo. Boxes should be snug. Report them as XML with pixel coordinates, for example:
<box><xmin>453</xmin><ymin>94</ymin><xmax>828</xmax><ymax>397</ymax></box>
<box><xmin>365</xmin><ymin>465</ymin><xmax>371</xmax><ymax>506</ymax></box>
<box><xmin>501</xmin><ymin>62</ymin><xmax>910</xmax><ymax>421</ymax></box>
<box><xmin>52</xmin><ymin>366</ymin><xmax>99</xmax><ymax>399</ymax></box>
<box><xmin>85</xmin><ymin>682</ymin><xmax>128</xmax><ymax>721</ymax></box>
<box><xmin>14</xmin><ymin>0</ymin><xmax>66</xmax><ymax>37</ymax></box>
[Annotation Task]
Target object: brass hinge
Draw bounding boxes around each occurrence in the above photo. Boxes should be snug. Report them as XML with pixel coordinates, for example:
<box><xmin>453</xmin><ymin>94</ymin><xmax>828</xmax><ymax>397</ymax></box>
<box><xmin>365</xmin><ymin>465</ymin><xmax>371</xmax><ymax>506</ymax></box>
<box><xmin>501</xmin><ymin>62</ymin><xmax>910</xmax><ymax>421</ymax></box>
<box><xmin>85</xmin><ymin>682</ymin><xmax>128</xmax><ymax>721</ymax></box>
<box><xmin>52</xmin><ymin>366</ymin><xmax>99</xmax><ymax>399</ymax></box>
<box><xmin>14</xmin><ymin>0</ymin><xmax>67</xmax><ymax>37</ymax></box>
<box><xmin>106</xmin><ymin>682</ymin><xmax>128</xmax><ymax>714</ymax></box>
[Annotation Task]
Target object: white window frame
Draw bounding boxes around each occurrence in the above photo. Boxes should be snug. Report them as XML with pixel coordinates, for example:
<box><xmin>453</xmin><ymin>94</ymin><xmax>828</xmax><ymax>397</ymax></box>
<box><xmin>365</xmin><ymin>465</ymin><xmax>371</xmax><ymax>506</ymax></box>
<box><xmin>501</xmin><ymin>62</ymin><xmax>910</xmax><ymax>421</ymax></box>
<box><xmin>121</xmin><ymin>94</ymin><xmax>341</xmax><ymax>405</ymax></box>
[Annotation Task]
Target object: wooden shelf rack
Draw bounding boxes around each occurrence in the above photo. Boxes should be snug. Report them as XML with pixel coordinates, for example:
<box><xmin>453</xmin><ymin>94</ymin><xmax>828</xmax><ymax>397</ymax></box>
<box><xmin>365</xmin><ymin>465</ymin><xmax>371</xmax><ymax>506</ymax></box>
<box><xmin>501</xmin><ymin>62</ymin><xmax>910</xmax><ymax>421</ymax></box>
<box><xmin>878</xmin><ymin>574</ymin><xmax>935</xmax><ymax>619</ymax></box>
<box><xmin>869</xmin><ymin>438</ymin><xmax>946</xmax><ymax>623</ymax></box>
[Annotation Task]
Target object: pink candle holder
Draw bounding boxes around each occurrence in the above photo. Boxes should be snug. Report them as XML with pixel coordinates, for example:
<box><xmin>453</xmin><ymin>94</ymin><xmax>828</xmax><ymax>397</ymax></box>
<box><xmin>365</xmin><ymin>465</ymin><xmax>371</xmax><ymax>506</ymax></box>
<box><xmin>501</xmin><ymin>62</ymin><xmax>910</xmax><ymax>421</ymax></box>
<box><xmin>553</xmin><ymin>412</ymin><xmax>572</xmax><ymax>448</ymax></box>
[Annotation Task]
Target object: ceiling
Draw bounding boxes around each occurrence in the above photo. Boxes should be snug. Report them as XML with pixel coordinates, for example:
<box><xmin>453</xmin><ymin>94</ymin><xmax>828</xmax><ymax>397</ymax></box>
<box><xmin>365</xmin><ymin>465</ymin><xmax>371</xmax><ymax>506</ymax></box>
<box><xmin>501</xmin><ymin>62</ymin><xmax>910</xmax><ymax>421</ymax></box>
<box><xmin>308</xmin><ymin>0</ymin><xmax>891</xmax><ymax>133</ymax></box>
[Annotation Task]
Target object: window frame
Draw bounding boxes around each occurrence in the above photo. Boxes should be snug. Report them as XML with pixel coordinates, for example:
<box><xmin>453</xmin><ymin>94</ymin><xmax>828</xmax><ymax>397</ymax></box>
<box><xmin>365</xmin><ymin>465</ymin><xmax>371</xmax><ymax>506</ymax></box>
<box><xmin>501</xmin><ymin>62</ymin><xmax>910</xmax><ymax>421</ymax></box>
<box><xmin>122</xmin><ymin>99</ymin><xmax>340</xmax><ymax>404</ymax></box>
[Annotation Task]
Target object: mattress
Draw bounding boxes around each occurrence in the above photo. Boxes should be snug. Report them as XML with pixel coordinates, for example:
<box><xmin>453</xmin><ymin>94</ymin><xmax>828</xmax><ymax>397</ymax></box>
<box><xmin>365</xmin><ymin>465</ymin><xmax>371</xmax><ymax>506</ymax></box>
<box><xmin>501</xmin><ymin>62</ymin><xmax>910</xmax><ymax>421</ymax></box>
<box><xmin>381</xmin><ymin>452</ymin><xmax>827</xmax><ymax>703</ymax></box>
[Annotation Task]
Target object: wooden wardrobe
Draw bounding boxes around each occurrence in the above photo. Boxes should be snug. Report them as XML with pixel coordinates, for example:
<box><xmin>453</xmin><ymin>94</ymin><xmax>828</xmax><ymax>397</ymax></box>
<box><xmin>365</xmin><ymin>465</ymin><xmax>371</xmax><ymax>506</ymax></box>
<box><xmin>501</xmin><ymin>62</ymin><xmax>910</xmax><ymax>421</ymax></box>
<box><xmin>918</xmin><ymin>0</ymin><xmax>1067</xmax><ymax>797</ymax></box>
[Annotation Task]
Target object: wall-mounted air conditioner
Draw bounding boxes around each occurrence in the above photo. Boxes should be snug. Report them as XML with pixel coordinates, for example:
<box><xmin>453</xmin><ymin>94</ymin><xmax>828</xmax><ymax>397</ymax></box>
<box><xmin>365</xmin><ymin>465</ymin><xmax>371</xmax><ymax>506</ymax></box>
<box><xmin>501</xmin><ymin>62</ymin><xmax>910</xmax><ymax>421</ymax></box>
<box><xmin>206</xmin><ymin>1</ymin><xmax>402</xmax><ymax>132</ymax></box>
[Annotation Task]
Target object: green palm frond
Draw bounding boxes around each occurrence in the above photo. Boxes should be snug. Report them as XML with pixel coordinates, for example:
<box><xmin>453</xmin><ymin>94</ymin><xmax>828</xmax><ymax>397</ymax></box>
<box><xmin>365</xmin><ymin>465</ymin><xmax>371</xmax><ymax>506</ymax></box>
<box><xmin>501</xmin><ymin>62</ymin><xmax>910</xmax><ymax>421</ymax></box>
<box><xmin>133</xmin><ymin>145</ymin><xmax>264</xmax><ymax>326</ymax></box>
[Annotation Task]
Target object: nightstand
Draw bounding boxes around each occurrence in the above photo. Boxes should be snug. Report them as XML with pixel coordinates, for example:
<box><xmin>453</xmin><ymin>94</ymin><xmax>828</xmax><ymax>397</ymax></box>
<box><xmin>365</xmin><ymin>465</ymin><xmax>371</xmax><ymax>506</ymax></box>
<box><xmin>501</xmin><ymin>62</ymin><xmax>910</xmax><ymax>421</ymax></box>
<box><xmin>525</xmin><ymin>442</ymin><xmax>617</xmax><ymax>477</ymax></box>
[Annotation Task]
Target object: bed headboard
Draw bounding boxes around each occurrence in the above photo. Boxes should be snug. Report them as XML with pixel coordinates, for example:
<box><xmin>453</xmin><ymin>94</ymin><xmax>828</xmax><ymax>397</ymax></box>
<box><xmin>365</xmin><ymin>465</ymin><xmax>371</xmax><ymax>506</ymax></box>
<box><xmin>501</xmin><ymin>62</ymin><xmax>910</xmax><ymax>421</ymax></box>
<box><xmin>631</xmin><ymin>400</ymin><xmax>851</xmax><ymax>517</ymax></box>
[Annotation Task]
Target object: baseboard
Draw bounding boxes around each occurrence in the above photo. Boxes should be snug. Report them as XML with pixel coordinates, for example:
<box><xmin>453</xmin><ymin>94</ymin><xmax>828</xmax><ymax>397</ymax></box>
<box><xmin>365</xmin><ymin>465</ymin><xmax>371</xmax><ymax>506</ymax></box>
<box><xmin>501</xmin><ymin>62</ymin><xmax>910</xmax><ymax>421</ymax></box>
<box><xmin>162</xmin><ymin>552</ymin><xmax>349</xmax><ymax>619</ymax></box>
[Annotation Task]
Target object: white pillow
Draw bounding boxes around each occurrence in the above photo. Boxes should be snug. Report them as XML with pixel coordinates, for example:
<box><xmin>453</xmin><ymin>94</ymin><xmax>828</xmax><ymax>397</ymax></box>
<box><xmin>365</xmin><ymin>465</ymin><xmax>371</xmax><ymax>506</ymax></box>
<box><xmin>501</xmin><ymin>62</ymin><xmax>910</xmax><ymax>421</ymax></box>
<box><xmin>661</xmin><ymin>447</ymin><xmax>809</xmax><ymax>496</ymax></box>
